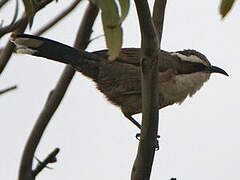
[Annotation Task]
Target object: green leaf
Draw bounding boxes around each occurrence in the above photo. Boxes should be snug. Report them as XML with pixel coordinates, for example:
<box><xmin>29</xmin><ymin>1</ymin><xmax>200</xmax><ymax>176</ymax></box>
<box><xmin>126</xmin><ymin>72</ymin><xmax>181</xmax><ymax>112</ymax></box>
<box><xmin>96</xmin><ymin>0</ymin><xmax>122</xmax><ymax>60</ymax></box>
<box><xmin>22</xmin><ymin>0</ymin><xmax>36</xmax><ymax>27</ymax></box>
<box><xmin>220</xmin><ymin>0</ymin><xmax>235</xmax><ymax>19</ymax></box>
<box><xmin>118</xmin><ymin>0</ymin><xmax>129</xmax><ymax>23</ymax></box>
<box><xmin>103</xmin><ymin>23</ymin><xmax>122</xmax><ymax>60</ymax></box>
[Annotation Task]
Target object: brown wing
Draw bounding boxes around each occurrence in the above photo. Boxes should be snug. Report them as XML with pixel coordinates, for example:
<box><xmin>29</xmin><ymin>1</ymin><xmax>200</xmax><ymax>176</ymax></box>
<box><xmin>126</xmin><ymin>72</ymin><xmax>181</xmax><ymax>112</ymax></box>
<box><xmin>93</xmin><ymin>48</ymin><xmax>142</xmax><ymax>66</ymax></box>
<box><xmin>93</xmin><ymin>48</ymin><xmax>208</xmax><ymax>75</ymax></box>
<box><xmin>93</xmin><ymin>48</ymin><xmax>181</xmax><ymax>73</ymax></box>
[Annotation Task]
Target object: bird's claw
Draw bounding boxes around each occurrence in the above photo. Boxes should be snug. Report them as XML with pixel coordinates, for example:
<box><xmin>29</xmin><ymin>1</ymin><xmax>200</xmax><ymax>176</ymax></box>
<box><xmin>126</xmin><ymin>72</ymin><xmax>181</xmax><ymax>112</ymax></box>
<box><xmin>135</xmin><ymin>133</ymin><xmax>160</xmax><ymax>150</ymax></box>
<box><xmin>136</xmin><ymin>133</ymin><xmax>141</xmax><ymax>140</ymax></box>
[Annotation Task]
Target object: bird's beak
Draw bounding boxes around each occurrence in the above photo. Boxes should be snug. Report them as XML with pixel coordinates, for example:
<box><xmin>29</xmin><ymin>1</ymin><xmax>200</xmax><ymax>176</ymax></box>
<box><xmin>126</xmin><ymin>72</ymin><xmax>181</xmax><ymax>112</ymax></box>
<box><xmin>209</xmin><ymin>66</ymin><xmax>229</xmax><ymax>76</ymax></box>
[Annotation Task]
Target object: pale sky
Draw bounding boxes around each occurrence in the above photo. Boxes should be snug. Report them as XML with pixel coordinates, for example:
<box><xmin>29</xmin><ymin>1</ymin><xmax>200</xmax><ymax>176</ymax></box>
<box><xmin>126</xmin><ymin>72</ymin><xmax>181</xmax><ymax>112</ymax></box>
<box><xmin>0</xmin><ymin>0</ymin><xmax>239</xmax><ymax>180</ymax></box>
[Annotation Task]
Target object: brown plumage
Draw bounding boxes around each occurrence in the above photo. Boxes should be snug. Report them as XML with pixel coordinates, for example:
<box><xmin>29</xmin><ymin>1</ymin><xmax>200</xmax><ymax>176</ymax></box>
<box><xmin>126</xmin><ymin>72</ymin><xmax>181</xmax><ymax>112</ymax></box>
<box><xmin>11</xmin><ymin>33</ymin><xmax>228</xmax><ymax>129</ymax></box>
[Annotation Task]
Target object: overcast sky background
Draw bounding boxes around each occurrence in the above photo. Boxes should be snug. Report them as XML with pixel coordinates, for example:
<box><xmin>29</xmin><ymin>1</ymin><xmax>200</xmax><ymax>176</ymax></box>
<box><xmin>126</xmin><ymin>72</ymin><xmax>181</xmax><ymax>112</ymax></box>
<box><xmin>0</xmin><ymin>0</ymin><xmax>239</xmax><ymax>180</ymax></box>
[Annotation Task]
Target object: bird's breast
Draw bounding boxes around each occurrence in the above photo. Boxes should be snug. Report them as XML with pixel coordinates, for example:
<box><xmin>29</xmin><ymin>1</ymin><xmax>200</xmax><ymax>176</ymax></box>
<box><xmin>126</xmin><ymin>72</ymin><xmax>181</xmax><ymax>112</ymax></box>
<box><xmin>158</xmin><ymin>71</ymin><xmax>210</xmax><ymax>107</ymax></box>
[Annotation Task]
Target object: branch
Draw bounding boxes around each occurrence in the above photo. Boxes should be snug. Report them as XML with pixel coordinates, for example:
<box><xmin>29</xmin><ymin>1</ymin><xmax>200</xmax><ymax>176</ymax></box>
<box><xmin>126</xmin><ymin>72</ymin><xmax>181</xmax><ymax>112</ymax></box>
<box><xmin>0</xmin><ymin>0</ymin><xmax>82</xmax><ymax>55</ymax></box>
<box><xmin>0</xmin><ymin>0</ymin><xmax>54</xmax><ymax>38</ymax></box>
<box><xmin>0</xmin><ymin>14</ymin><xmax>28</xmax><ymax>75</ymax></box>
<box><xmin>0</xmin><ymin>0</ymin><xmax>19</xmax><ymax>38</ymax></box>
<box><xmin>18</xmin><ymin>2</ymin><xmax>99</xmax><ymax>180</ymax></box>
<box><xmin>152</xmin><ymin>0</ymin><xmax>167</xmax><ymax>44</ymax></box>
<box><xmin>0</xmin><ymin>0</ymin><xmax>54</xmax><ymax>74</ymax></box>
<box><xmin>32</xmin><ymin>148</ymin><xmax>60</xmax><ymax>177</ymax></box>
<box><xmin>0</xmin><ymin>0</ymin><xmax>81</xmax><ymax>74</ymax></box>
<box><xmin>135</xmin><ymin>1</ymin><xmax>159</xmax><ymax>56</ymax></box>
<box><xmin>34</xmin><ymin>0</ymin><xmax>82</xmax><ymax>36</ymax></box>
<box><xmin>0</xmin><ymin>0</ymin><xmax>9</xmax><ymax>9</ymax></box>
<box><xmin>0</xmin><ymin>85</ymin><xmax>17</xmax><ymax>95</ymax></box>
<box><xmin>131</xmin><ymin>0</ymin><xmax>167</xmax><ymax>179</ymax></box>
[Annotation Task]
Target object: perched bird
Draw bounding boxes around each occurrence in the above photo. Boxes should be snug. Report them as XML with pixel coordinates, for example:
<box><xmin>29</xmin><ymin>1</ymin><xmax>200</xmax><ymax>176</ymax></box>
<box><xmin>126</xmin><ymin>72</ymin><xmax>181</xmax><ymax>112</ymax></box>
<box><xmin>11</xmin><ymin>33</ymin><xmax>228</xmax><ymax>129</ymax></box>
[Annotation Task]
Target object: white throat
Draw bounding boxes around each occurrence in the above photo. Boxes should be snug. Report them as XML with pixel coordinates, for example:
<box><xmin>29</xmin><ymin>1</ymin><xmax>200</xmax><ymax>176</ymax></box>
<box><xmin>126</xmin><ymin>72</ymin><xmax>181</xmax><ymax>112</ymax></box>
<box><xmin>159</xmin><ymin>72</ymin><xmax>211</xmax><ymax>107</ymax></box>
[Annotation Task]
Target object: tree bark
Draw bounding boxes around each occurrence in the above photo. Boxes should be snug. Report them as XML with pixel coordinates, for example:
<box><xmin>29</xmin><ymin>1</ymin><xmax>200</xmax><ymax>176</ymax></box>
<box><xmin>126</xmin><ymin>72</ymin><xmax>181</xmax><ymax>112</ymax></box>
<box><xmin>131</xmin><ymin>0</ymin><xmax>167</xmax><ymax>179</ymax></box>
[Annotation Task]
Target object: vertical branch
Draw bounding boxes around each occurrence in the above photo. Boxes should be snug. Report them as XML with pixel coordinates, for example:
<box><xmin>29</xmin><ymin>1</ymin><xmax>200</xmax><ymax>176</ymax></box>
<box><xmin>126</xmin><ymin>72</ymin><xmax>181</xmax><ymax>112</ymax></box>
<box><xmin>131</xmin><ymin>0</ymin><xmax>167</xmax><ymax>179</ymax></box>
<box><xmin>152</xmin><ymin>0</ymin><xmax>167</xmax><ymax>44</ymax></box>
<box><xmin>18</xmin><ymin>2</ymin><xmax>99</xmax><ymax>180</ymax></box>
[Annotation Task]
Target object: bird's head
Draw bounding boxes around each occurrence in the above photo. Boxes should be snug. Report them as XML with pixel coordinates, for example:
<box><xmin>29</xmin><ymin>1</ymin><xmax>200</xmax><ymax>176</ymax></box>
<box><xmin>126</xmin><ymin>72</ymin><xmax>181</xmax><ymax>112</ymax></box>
<box><xmin>171</xmin><ymin>49</ymin><xmax>228</xmax><ymax>76</ymax></box>
<box><xmin>158</xmin><ymin>49</ymin><xmax>228</xmax><ymax>107</ymax></box>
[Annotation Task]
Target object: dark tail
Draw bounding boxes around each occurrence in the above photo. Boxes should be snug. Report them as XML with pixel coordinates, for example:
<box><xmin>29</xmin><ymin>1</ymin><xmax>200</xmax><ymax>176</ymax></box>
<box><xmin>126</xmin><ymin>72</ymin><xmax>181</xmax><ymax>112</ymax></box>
<box><xmin>10</xmin><ymin>33</ymin><xmax>101</xmax><ymax>80</ymax></box>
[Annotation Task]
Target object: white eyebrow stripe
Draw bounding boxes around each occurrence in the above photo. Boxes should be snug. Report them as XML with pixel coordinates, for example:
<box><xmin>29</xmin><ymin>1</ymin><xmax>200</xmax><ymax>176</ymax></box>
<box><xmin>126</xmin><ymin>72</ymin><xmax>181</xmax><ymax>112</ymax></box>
<box><xmin>170</xmin><ymin>52</ymin><xmax>209</xmax><ymax>66</ymax></box>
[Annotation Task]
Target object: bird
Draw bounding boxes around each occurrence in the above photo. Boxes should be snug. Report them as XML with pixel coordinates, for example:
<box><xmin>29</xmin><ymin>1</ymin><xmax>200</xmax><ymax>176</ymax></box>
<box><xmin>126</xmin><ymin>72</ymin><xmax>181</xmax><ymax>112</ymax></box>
<box><xmin>10</xmin><ymin>33</ymin><xmax>228</xmax><ymax>129</ymax></box>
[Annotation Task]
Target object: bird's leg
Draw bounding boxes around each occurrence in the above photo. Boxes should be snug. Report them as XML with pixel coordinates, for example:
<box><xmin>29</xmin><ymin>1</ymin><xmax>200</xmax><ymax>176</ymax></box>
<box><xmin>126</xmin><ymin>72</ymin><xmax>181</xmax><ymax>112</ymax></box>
<box><xmin>124</xmin><ymin>114</ymin><xmax>142</xmax><ymax>129</ymax></box>
<box><xmin>124</xmin><ymin>113</ymin><xmax>160</xmax><ymax>150</ymax></box>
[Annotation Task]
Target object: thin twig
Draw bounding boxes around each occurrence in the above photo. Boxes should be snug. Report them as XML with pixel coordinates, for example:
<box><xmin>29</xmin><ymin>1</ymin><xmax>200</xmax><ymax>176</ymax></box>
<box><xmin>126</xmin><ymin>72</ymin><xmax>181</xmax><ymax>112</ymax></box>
<box><xmin>0</xmin><ymin>0</ymin><xmax>53</xmax><ymax>38</ymax></box>
<box><xmin>0</xmin><ymin>85</ymin><xmax>17</xmax><ymax>95</ymax></box>
<box><xmin>0</xmin><ymin>14</ymin><xmax>28</xmax><ymax>75</ymax></box>
<box><xmin>34</xmin><ymin>0</ymin><xmax>82</xmax><ymax>36</ymax></box>
<box><xmin>0</xmin><ymin>0</ymin><xmax>54</xmax><ymax>75</ymax></box>
<box><xmin>0</xmin><ymin>0</ymin><xmax>19</xmax><ymax>38</ymax></box>
<box><xmin>32</xmin><ymin>148</ymin><xmax>60</xmax><ymax>177</ymax></box>
<box><xmin>131</xmin><ymin>0</ymin><xmax>167</xmax><ymax>179</ymax></box>
<box><xmin>0</xmin><ymin>0</ymin><xmax>9</xmax><ymax>9</ymax></box>
<box><xmin>18</xmin><ymin>2</ymin><xmax>99</xmax><ymax>180</ymax></box>
<box><xmin>88</xmin><ymin>34</ymin><xmax>104</xmax><ymax>45</ymax></box>
<box><xmin>0</xmin><ymin>0</ymin><xmax>83</xmax><ymax>55</ymax></box>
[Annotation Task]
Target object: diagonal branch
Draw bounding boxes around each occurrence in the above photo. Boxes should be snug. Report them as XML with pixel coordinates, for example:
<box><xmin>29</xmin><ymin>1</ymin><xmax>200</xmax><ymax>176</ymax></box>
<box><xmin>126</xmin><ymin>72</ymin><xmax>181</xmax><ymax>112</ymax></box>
<box><xmin>131</xmin><ymin>0</ymin><xmax>167</xmax><ymax>179</ymax></box>
<box><xmin>34</xmin><ymin>0</ymin><xmax>82</xmax><ymax>36</ymax></box>
<box><xmin>32</xmin><ymin>148</ymin><xmax>60</xmax><ymax>177</ymax></box>
<box><xmin>0</xmin><ymin>0</ymin><xmax>9</xmax><ymax>9</ymax></box>
<box><xmin>0</xmin><ymin>85</ymin><xmax>17</xmax><ymax>95</ymax></box>
<box><xmin>18</xmin><ymin>2</ymin><xmax>99</xmax><ymax>180</ymax></box>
